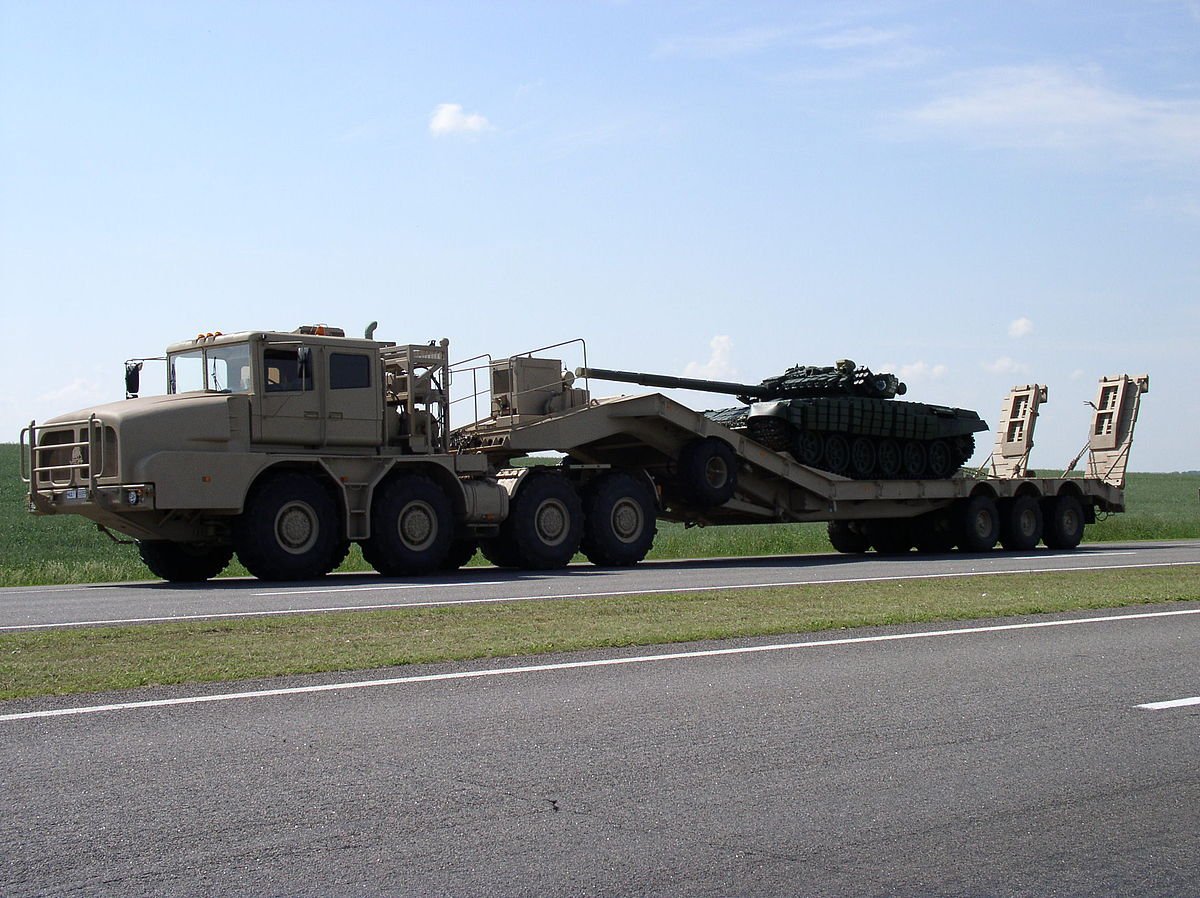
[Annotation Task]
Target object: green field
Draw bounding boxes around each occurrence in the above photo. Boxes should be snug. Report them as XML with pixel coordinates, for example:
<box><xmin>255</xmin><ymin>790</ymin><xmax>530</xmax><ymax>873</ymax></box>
<box><xmin>2</xmin><ymin>443</ymin><xmax>1196</xmax><ymax>586</ymax></box>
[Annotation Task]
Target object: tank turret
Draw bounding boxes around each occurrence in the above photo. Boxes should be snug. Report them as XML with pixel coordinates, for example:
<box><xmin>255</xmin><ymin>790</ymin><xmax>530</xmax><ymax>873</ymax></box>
<box><xmin>577</xmin><ymin>362</ymin><xmax>987</xmax><ymax>480</ymax></box>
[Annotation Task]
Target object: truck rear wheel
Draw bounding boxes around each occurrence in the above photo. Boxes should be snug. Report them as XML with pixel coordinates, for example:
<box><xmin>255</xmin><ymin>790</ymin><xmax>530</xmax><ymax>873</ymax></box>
<box><xmin>956</xmin><ymin>495</ymin><xmax>1000</xmax><ymax>552</ymax></box>
<box><xmin>1043</xmin><ymin>495</ymin><xmax>1085</xmax><ymax>550</ymax></box>
<box><xmin>999</xmin><ymin>496</ymin><xmax>1043</xmax><ymax>551</ymax></box>
<box><xmin>912</xmin><ymin>510</ymin><xmax>957</xmax><ymax>553</ymax></box>
<box><xmin>581</xmin><ymin>472</ymin><xmax>656</xmax><ymax>566</ymax></box>
<box><xmin>496</xmin><ymin>473</ymin><xmax>583</xmax><ymax>570</ymax></box>
<box><xmin>827</xmin><ymin>520</ymin><xmax>870</xmax><ymax>554</ymax></box>
<box><xmin>138</xmin><ymin>541</ymin><xmax>233</xmax><ymax>583</ymax></box>
<box><xmin>364</xmin><ymin>474</ymin><xmax>453</xmax><ymax>576</ymax></box>
<box><xmin>234</xmin><ymin>472</ymin><xmax>344</xmax><ymax>581</ymax></box>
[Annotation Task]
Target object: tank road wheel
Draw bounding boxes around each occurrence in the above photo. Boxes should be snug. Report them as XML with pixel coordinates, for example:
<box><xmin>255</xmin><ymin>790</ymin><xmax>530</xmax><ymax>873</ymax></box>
<box><xmin>850</xmin><ymin>437</ymin><xmax>877</xmax><ymax>479</ymax></box>
<box><xmin>901</xmin><ymin>441</ymin><xmax>927</xmax><ymax>478</ymax></box>
<box><xmin>440</xmin><ymin>539</ymin><xmax>479</xmax><ymax>571</ymax></box>
<box><xmin>234</xmin><ymin>472</ymin><xmax>344</xmax><ymax>581</ymax></box>
<box><xmin>912</xmin><ymin>511</ymin><xmax>957</xmax><ymax>554</ymax></box>
<box><xmin>925</xmin><ymin>439</ymin><xmax>954</xmax><ymax>478</ymax></box>
<box><xmin>956</xmin><ymin>495</ymin><xmax>1000</xmax><ymax>553</ymax></box>
<box><xmin>138</xmin><ymin>541</ymin><xmax>234</xmax><ymax>583</ymax></box>
<box><xmin>581</xmin><ymin>473</ymin><xmax>657</xmax><ymax>567</ymax></box>
<box><xmin>999</xmin><ymin>496</ymin><xmax>1044</xmax><ymax>551</ymax></box>
<box><xmin>794</xmin><ymin>430</ymin><xmax>823</xmax><ymax>467</ymax></box>
<box><xmin>1043</xmin><ymin>495</ymin><xmax>1085</xmax><ymax>550</ymax></box>
<box><xmin>827</xmin><ymin>520</ymin><xmax>870</xmax><ymax>554</ymax></box>
<box><xmin>823</xmin><ymin>434</ymin><xmax>850</xmax><ymax>476</ymax></box>
<box><xmin>499</xmin><ymin>473</ymin><xmax>583</xmax><ymax>570</ymax></box>
<box><xmin>868</xmin><ymin>519</ymin><xmax>914</xmax><ymax>554</ymax></box>
<box><xmin>876</xmin><ymin>438</ymin><xmax>902</xmax><ymax>479</ymax></box>
<box><xmin>678</xmin><ymin>438</ymin><xmax>738</xmax><ymax>507</ymax></box>
<box><xmin>364</xmin><ymin>474</ymin><xmax>453</xmax><ymax>576</ymax></box>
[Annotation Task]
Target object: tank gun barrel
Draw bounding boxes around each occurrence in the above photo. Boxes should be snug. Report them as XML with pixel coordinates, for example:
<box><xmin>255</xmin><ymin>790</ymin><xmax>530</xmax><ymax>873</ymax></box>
<box><xmin>575</xmin><ymin>367</ymin><xmax>769</xmax><ymax>399</ymax></box>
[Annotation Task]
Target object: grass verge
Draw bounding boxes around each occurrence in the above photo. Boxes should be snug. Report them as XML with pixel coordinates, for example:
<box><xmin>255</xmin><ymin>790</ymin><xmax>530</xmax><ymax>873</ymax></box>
<box><xmin>2</xmin><ymin>567</ymin><xmax>1196</xmax><ymax>702</ymax></box>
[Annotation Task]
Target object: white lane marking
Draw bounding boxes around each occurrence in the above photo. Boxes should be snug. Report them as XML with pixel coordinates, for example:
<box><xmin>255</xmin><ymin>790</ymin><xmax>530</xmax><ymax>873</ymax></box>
<box><xmin>2</xmin><ymin>559</ymin><xmax>1196</xmax><ymax>632</ymax></box>
<box><xmin>4</xmin><ymin>606</ymin><xmax>1200</xmax><ymax>723</ymax></box>
<box><xmin>1137</xmin><ymin>695</ymin><xmax>1200</xmax><ymax>710</ymax></box>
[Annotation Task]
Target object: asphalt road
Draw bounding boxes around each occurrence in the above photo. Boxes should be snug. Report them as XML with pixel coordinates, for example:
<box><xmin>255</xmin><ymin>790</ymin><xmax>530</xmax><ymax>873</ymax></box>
<box><xmin>2</xmin><ymin>540</ymin><xmax>1198</xmax><ymax>631</ymax></box>
<box><xmin>3</xmin><ymin>603</ymin><xmax>1199</xmax><ymax>897</ymax></box>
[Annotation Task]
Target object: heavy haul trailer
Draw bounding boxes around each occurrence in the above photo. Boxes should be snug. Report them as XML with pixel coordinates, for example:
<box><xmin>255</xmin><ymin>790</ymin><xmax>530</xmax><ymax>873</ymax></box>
<box><xmin>21</xmin><ymin>326</ymin><xmax>1147</xmax><ymax>582</ymax></box>
<box><xmin>454</xmin><ymin>357</ymin><xmax>1149</xmax><ymax>560</ymax></box>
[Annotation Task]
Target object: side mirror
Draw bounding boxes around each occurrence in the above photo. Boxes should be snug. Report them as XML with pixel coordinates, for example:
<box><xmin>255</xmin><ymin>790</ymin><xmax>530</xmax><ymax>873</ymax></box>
<box><xmin>125</xmin><ymin>361</ymin><xmax>143</xmax><ymax>398</ymax></box>
<box><xmin>297</xmin><ymin>346</ymin><xmax>312</xmax><ymax>384</ymax></box>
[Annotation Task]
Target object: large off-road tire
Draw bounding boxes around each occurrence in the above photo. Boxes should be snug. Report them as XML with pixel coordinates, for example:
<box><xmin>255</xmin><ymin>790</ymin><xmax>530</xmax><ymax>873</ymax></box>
<box><xmin>497</xmin><ymin>473</ymin><xmax>583</xmax><ymax>570</ymax></box>
<box><xmin>233</xmin><ymin>472</ymin><xmax>344</xmax><ymax>581</ymax></box>
<box><xmin>364</xmin><ymin>474</ymin><xmax>453</xmax><ymax>576</ymax></box>
<box><xmin>827</xmin><ymin>520</ymin><xmax>870</xmax><ymax>554</ymax></box>
<box><xmin>677</xmin><ymin>438</ymin><xmax>738</xmax><ymax>507</ymax></box>
<box><xmin>440</xmin><ymin>539</ymin><xmax>479</xmax><ymax>571</ymax></box>
<box><xmin>956</xmin><ymin>495</ymin><xmax>1000</xmax><ymax>552</ymax></box>
<box><xmin>1043</xmin><ymin>494</ymin><xmax>1085</xmax><ymax>550</ymax></box>
<box><xmin>138</xmin><ymin>541</ymin><xmax>233</xmax><ymax>583</ymax></box>
<box><xmin>479</xmin><ymin>537</ymin><xmax>520</xmax><ymax>569</ymax></box>
<box><xmin>999</xmin><ymin>496</ymin><xmax>1044</xmax><ymax>551</ymax></box>
<box><xmin>868</xmin><ymin>519</ymin><xmax>914</xmax><ymax>554</ymax></box>
<box><xmin>912</xmin><ymin>510</ymin><xmax>957</xmax><ymax>554</ymax></box>
<box><xmin>580</xmin><ymin>472</ymin><xmax>657</xmax><ymax>567</ymax></box>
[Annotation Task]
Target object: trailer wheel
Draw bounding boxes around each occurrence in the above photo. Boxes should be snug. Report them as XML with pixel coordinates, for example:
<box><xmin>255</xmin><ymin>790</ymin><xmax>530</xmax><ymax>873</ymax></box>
<box><xmin>956</xmin><ymin>495</ymin><xmax>1000</xmax><ymax>552</ymax></box>
<box><xmin>868</xmin><ymin>519</ymin><xmax>914</xmax><ymax>554</ymax></box>
<box><xmin>912</xmin><ymin>510</ymin><xmax>957</xmax><ymax>554</ymax></box>
<box><xmin>364</xmin><ymin>474</ymin><xmax>453</xmax><ymax>576</ymax></box>
<box><xmin>499</xmin><ymin>473</ymin><xmax>583</xmax><ymax>570</ymax></box>
<box><xmin>827</xmin><ymin>520</ymin><xmax>870</xmax><ymax>554</ymax></box>
<box><xmin>581</xmin><ymin>473</ymin><xmax>657</xmax><ymax>566</ymax></box>
<box><xmin>138</xmin><ymin>541</ymin><xmax>233</xmax><ymax>583</ymax></box>
<box><xmin>999</xmin><ymin>496</ymin><xmax>1044</xmax><ymax>551</ymax></box>
<box><xmin>677</xmin><ymin>438</ymin><xmax>737</xmax><ymax>507</ymax></box>
<box><xmin>1043</xmin><ymin>495</ymin><xmax>1085</xmax><ymax>550</ymax></box>
<box><xmin>234</xmin><ymin>472</ymin><xmax>344</xmax><ymax>581</ymax></box>
<box><xmin>441</xmin><ymin>539</ymin><xmax>479</xmax><ymax>570</ymax></box>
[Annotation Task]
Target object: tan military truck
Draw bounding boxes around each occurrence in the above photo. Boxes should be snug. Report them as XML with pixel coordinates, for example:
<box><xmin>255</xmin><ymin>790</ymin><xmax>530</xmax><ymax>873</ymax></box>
<box><xmin>22</xmin><ymin>324</ymin><xmax>1147</xmax><ymax>583</ymax></box>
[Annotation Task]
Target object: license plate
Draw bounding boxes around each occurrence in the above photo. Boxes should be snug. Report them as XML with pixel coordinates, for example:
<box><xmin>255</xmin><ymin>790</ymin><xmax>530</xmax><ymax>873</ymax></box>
<box><xmin>64</xmin><ymin>488</ymin><xmax>89</xmax><ymax>500</ymax></box>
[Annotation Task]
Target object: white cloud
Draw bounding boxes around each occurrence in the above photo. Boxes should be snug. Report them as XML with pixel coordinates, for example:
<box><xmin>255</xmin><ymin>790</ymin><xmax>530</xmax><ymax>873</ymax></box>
<box><xmin>899</xmin><ymin>65</ymin><xmax>1200</xmax><ymax>165</ymax></box>
<box><xmin>983</xmin><ymin>356</ymin><xmax>1030</xmax><ymax>376</ymax></box>
<box><xmin>1008</xmin><ymin>317</ymin><xmax>1034</xmax><ymax>338</ymax></box>
<box><xmin>683</xmin><ymin>335</ymin><xmax>737</xmax><ymax>381</ymax></box>
<box><xmin>655</xmin><ymin>26</ymin><xmax>791</xmax><ymax>59</ymax></box>
<box><xmin>429</xmin><ymin>103</ymin><xmax>493</xmax><ymax>137</ymax></box>
<box><xmin>880</xmin><ymin>360</ymin><xmax>948</xmax><ymax>381</ymax></box>
<box><xmin>1070</xmin><ymin>368</ymin><xmax>1086</xmax><ymax>380</ymax></box>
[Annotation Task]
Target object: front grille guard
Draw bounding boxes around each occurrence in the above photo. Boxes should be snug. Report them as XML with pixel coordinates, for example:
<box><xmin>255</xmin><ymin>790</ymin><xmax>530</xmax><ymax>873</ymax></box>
<box><xmin>20</xmin><ymin>415</ymin><xmax>107</xmax><ymax>494</ymax></box>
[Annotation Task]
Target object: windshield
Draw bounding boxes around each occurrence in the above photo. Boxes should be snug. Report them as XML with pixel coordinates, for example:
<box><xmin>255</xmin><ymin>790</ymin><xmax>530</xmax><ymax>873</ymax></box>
<box><xmin>168</xmin><ymin>343</ymin><xmax>253</xmax><ymax>394</ymax></box>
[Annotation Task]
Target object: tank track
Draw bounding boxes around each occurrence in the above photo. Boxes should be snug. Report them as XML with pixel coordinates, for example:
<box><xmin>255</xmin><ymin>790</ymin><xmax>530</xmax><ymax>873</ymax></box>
<box><xmin>747</xmin><ymin>418</ymin><xmax>975</xmax><ymax>479</ymax></box>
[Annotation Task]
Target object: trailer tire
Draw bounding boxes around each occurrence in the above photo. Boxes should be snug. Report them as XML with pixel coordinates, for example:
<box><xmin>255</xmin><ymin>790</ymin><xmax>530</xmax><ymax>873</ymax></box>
<box><xmin>956</xmin><ymin>495</ymin><xmax>1000</xmax><ymax>552</ymax></box>
<box><xmin>1043</xmin><ymin>495</ymin><xmax>1085</xmax><ymax>550</ymax></box>
<box><xmin>234</xmin><ymin>472</ymin><xmax>344</xmax><ymax>581</ymax></box>
<box><xmin>912</xmin><ymin>510</ymin><xmax>957</xmax><ymax>554</ymax></box>
<box><xmin>581</xmin><ymin>473</ymin><xmax>657</xmax><ymax>567</ymax></box>
<box><xmin>827</xmin><ymin>520</ymin><xmax>870</xmax><ymax>554</ymax></box>
<box><xmin>441</xmin><ymin>539</ymin><xmax>479</xmax><ymax>570</ymax></box>
<box><xmin>138</xmin><ymin>541</ymin><xmax>233</xmax><ymax>583</ymax></box>
<box><xmin>498</xmin><ymin>473</ymin><xmax>583</xmax><ymax>570</ymax></box>
<box><xmin>677</xmin><ymin>438</ymin><xmax>737</xmax><ymax>507</ymax></box>
<box><xmin>868</xmin><ymin>519</ymin><xmax>914</xmax><ymax>554</ymax></box>
<box><xmin>364</xmin><ymin>474</ymin><xmax>453</xmax><ymax>576</ymax></box>
<box><xmin>999</xmin><ymin>496</ymin><xmax>1043</xmax><ymax>551</ymax></box>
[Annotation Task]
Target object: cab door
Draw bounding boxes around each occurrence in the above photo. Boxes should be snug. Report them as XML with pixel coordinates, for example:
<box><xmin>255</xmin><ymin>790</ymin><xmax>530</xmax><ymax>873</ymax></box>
<box><xmin>325</xmin><ymin>350</ymin><xmax>382</xmax><ymax>446</ymax></box>
<box><xmin>253</xmin><ymin>343</ymin><xmax>324</xmax><ymax>445</ymax></box>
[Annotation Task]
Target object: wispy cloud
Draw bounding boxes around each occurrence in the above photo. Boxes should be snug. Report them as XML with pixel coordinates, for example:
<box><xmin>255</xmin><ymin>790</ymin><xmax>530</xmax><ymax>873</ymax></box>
<box><xmin>898</xmin><ymin>65</ymin><xmax>1200</xmax><ymax>165</ymax></box>
<box><xmin>684</xmin><ymin>335</ymin><xmax>737</xmax><ymax>380</ymax></box>
<box><xmin>983</xmin><ymin>356</ymin><xmax>1030</xmax><ymax>376</ymax></box>
<box><xmin>655</xmin><ymin>25</ymin><xmax>792</xmax><ymax>60</ymax></box>
<box><xmin>429</xmin><ymin>103</ymin><xmax>493</xmax><ymax>138</ymax></box>
<box><xmin>1008</xmin><ymin>317</ymin><xmax>1034</xmax><ymax>338</ymax></box>
<box><xmin>881</xmin><ymin>360</ymin><xmax>948</xmax><ymax>381</ymax></box>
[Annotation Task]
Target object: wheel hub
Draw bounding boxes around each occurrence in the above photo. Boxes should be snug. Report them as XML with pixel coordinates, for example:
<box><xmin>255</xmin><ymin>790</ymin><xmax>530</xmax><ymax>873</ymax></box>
<box><xmin>275</xmin><ymin>501</ymin><xmax>318</xmax><ymax>554</ymax></box>
<box><xmin>398</xmin><ymin>500</ymin><xmax>437</xmax><ymax>551</ymax></box>
<box><xmin>535</xmin><ymin>499</ymin><xmax>569</xmax><ymax>546</ymax></box>
<box><xmin>610</xmin><ymin>498</ymin><xmax>644</xmax><ymax>543</ymax></box>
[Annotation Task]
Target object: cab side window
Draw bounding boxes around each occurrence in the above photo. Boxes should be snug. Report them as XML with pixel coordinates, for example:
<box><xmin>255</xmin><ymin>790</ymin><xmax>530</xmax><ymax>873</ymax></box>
<box><xmin>330</xmin><ymin>353</ymin><xmax>371</xmax><ymax>390</ymax></box>
<box><xmin>264</xmin><ymin>348</ymin><xmax>314</xmax><ymax>393</ymax></box>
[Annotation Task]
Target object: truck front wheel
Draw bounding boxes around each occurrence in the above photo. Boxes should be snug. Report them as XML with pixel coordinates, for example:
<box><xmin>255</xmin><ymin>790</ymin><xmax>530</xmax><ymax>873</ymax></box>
<box><xmin>581</xmin><ymin>472</ymin><xmax>656</xmax><ymax>566</ymax></box>
<box><xmin>234</xmin><ymin>472</ymin><xmax>344</xmax><ymax>581</ymax></box>
<box><xmin>364</xmin><ymin>475</ymin><xmax>453</xmax><ymax>576</ymax></box>
<box><xmin>138</xmin><ymin>541</ymin><xmax>233</xmax><ymax>583</ymax></box>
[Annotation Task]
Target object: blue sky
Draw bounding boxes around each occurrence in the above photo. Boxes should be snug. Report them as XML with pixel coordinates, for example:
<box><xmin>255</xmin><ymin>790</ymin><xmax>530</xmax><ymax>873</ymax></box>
<box><xmin>2</xmin><ymin>1</ymin><xmax>1197</xmax><ymax>471</ymax></box>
